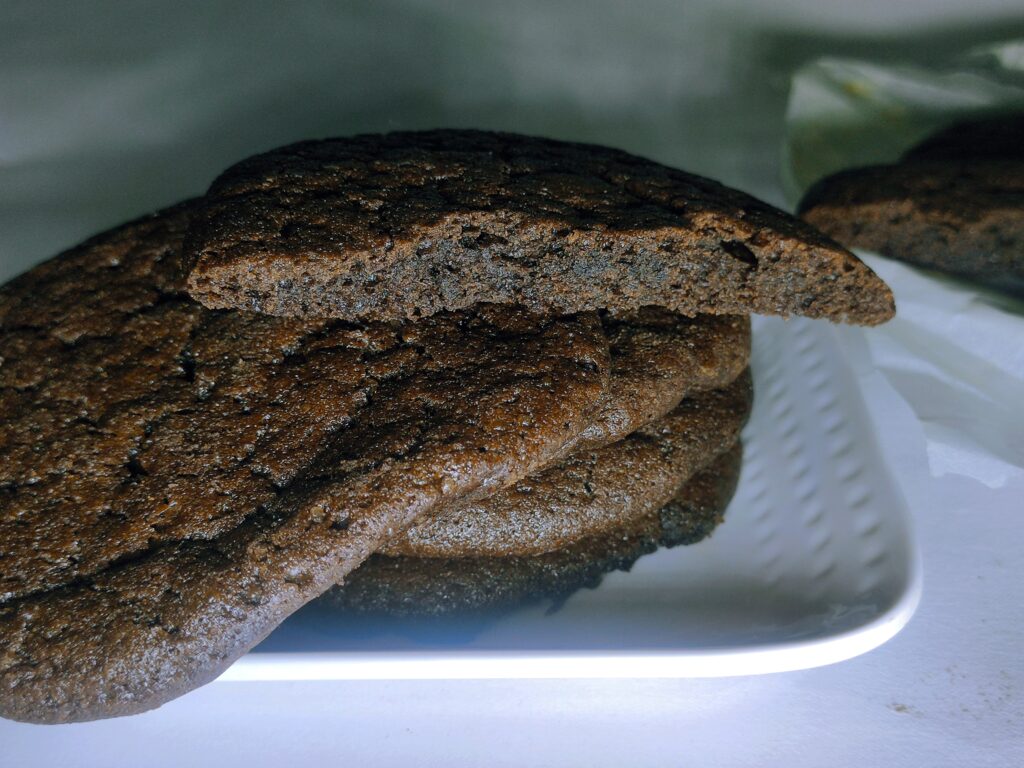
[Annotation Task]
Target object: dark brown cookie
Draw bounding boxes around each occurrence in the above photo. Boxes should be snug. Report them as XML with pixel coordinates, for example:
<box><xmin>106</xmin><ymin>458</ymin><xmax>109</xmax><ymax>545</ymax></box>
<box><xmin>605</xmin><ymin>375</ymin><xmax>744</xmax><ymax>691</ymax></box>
<box><xmin>381</xmin><ymin>370</ymin><xmax>751</xmax><ymax>558</ymax></box>
<box><xmin>184</xmin><ymin>129</ymin><xmax>894</xmax><ymax>325</ymax></box>
<box><xmin>0</xmin><ymin>204</ymin><xmax>610</xmax><ymax>723</ymax></box>
<box><xmin>560</xmin><ymin>310</ymin><xmax>749</xmax><ymax>460</ymax></box>
<box><xmin>318</xmin><ymin>443</ymin><xmax>742</xmax><ymax>618</ymax></box>
<box><xmin>799</xmin><ymin>117</ymin><xmax>1024</xmax><ymax>295</ymax></box>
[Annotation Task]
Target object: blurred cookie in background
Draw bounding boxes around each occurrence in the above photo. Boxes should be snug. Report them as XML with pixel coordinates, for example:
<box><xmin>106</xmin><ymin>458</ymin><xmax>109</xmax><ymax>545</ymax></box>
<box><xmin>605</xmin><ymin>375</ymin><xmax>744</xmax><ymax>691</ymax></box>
<box><xmin>799</xmin><ymin>114</ymin><xmax>1024</xmax><ymax>296</ymax></box>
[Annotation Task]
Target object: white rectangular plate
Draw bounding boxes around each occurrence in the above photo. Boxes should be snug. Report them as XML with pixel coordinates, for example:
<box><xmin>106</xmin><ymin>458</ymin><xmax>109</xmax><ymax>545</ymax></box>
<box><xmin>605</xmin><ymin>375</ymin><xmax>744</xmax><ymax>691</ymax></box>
<box><xmin>221</xmin><ymin>316</ymin><xmax>921</xmax><ymax>681</ymax></box>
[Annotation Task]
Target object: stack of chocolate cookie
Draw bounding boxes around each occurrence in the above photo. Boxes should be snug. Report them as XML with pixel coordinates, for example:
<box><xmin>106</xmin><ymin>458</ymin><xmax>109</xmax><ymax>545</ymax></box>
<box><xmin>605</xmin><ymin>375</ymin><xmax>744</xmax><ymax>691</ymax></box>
<box><xmin>0</xmin><ymin>130</ymin><xmax>893</xmax><ymax>723</ymax></box>
<box><xmin>322</xmin><ymin>317</ymin><xmax>752</xmax><ymax>618</ymax></box>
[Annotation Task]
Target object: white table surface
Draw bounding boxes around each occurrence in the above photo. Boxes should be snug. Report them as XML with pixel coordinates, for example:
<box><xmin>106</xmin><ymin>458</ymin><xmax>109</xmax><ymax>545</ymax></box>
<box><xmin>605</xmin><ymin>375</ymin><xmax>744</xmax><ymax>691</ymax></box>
<box><xmin>2</xmin><ymin>2</ymin><xmax>1022</xmax><ymax>765</ymax></box>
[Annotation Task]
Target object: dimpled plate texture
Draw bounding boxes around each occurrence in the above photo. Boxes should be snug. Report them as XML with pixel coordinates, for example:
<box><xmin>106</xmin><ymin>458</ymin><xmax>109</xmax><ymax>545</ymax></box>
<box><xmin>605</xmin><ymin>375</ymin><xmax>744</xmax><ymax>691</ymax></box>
<box><xmin>222</xmin><ymin>316</ymin><xmax>920</xmax><ymax>680</ymax></box>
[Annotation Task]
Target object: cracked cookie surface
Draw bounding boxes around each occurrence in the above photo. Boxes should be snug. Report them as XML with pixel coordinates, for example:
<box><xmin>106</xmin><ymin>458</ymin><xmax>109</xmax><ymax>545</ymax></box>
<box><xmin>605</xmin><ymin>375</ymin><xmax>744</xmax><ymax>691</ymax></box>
<box><xmin>381</xmin><ymin>370</ymin><xmax>751</xmax><ymax>558</ymax></box>
<box><xmin>185</xmin><ymin>129</ymin><xmax>894</xmax><ymax>325</ymax></box>
<box><xmin>0</xmin><ymin>202</ymin><xmax>609</xmax><ymax>723</ymax></box>
<box><xmin>556</xmin><ymin>309</ymin><xmax>749</xmax><ymax>460</ymax></box>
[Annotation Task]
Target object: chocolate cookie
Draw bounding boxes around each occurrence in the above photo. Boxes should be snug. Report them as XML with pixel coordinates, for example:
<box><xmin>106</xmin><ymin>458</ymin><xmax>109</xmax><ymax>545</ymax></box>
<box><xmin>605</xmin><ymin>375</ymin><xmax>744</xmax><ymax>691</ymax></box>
<box><xmin>318</xmin><ymin>443</ymin><xmax>742</xmax><ymax>617</ymax></box>
<box><xmin>560</xmin><ymin>310</ymin><xmax>749</xmax><ymax>460</ymax></box>
<box><xmin>799</xmin><ymin>118</ymin><xmax>1024</xmax><ymax>295</ymax></box>
<box><xmin>184</xmin><ymin>130</ymin><xmax>894</xmax><ymax>325</ymax></box>
<box><xmin>381</xmin><ymin>370</ymin><xmax>751</xmax><ymax>558</ymax></box>
<box><xmin>0</xmin><ymin>204</ymin><xmax>610</xmax><ymax>723</ymax></box>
